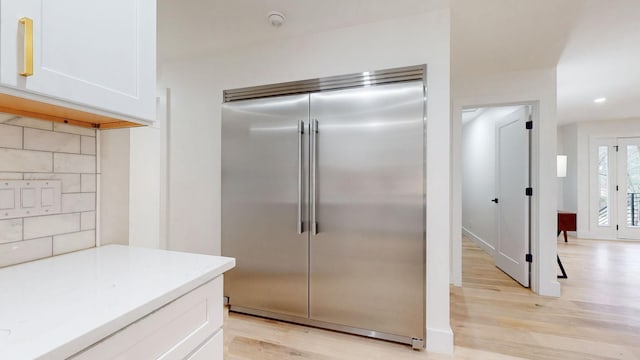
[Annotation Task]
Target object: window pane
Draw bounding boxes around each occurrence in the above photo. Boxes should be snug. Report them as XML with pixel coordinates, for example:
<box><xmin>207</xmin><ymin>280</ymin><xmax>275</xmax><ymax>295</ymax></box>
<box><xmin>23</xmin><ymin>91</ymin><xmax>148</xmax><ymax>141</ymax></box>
<box><xmin>627</xmin><ymin>145</ymin><xmax>640</xmax><ymax>227</ymax></box>
<box><xmin>598</xmin><ymin>146</ymin><xmax>609</xmax><ymax>226</ymax></box>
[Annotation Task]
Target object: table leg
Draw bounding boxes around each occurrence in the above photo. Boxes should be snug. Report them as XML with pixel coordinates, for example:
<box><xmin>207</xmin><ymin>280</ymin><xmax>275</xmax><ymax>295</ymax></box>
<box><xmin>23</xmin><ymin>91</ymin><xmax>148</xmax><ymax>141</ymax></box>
<box><xmin>557</xmin><ymin>255</ymin><xmax>568</xmax><ymax>279</ymax></box>
<box><xmin>563</xmin><ymin>230</ymin><xmax>568</xmax><ymax>242</ymax></box>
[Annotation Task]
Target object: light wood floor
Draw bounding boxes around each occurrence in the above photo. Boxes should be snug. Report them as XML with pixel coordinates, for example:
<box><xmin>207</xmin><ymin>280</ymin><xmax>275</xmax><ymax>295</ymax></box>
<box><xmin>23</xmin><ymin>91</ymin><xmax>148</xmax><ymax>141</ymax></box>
<box><xmin>223</xmin><ymin>237</ymin><xmax>640</xmax><ymax>359</ymax></box>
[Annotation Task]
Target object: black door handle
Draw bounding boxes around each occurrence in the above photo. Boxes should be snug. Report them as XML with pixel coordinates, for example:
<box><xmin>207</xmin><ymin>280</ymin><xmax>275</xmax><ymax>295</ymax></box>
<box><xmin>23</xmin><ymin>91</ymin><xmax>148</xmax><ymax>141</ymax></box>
<box><xmin>491</xmin><ymin>198</ymin><xmax>499</xmax><ymax>203</ymax></box>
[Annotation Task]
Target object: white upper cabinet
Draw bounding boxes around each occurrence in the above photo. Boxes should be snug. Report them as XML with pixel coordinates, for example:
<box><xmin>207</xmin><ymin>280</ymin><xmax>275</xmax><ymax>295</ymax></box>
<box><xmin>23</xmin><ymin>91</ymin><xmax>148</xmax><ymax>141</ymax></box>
<box><xmin>0</xmin><ymin>0</ymin><xmax>156</xmax><ymax>124</ymax></box>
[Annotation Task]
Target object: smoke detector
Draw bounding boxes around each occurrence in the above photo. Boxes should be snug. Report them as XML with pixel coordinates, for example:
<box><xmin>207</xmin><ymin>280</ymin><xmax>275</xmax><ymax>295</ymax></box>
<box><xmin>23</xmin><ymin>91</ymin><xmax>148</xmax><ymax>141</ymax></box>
<box><xmin>267</xmin><ymin>11</ymin><xmax>286</xmax><ymax>28</ymax></box>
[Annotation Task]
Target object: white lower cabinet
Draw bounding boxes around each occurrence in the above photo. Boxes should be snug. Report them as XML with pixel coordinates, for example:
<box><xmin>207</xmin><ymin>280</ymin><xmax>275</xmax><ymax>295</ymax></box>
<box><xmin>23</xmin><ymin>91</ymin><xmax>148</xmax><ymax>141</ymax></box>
<box><xmin>70</xmin><ymin>276</ymin><xmax>225</xmax><ymax>360</ymax></box>
<box><xmin>187</xmin><ymin>329</ymin><xmax>223</xmax><ymax>360</ymax></box>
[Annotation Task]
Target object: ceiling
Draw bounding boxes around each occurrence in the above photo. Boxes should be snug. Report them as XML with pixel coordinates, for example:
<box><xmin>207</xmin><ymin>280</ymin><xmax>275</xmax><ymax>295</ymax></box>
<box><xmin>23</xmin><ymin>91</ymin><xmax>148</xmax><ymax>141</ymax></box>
<box><xmin>556</xmin><ymin>0</ymin><xmax>640</xmax><ymax>124</ymax></box>
<box><xmin>158</xmin><ymin>0</ymin><xmax>640</xmax><ymax>125</ymax></box>
<box><xmin>158</xmin><ymin>0</ymin><xmax>448</xmax><ymax>61</ymax></box>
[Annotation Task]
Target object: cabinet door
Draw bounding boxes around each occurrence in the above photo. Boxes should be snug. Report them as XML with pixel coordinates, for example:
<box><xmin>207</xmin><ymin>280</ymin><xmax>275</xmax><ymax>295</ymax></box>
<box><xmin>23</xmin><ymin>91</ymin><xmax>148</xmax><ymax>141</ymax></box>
<box><xmin>0</xmin><ymin>0</ymin><xmax>156</xmax><ymax>122</ymax></box>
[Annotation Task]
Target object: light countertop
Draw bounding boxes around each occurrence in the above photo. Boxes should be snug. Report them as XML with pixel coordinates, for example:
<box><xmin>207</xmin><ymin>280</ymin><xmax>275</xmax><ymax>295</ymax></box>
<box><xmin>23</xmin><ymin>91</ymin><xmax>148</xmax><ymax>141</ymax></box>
<box><xmin>0</xmin><ymin>245</ymin><xmax>235</xmax><ymax>359</ymax></box>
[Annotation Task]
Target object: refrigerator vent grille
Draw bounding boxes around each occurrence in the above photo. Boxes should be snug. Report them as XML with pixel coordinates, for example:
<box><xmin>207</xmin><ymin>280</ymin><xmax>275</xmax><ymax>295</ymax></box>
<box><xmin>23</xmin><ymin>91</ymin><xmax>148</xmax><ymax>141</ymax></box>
<box><xmin>223</xmin><ymin>65</ymin><xmax>426</xmax><ymax>102</ymax></box>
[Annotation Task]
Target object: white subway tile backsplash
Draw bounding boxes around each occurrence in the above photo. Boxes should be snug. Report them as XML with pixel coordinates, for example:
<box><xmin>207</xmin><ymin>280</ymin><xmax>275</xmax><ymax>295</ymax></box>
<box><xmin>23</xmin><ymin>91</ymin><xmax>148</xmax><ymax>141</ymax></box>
<box><xmin>0</xmin><ymin>149</ymin><xmax>52</xmax><ymax>172</ymax></box>
<box><xmin>24</xmin><ymin>128</ymin><xmax>81</xmax><ymax>153</ymax></box>
<box><xmin>0</xmin><ymin>219</ymin><xmax>22</xmax><ymax>244</ymax></box>
<box><xmin>4</xmin><ymin>117</ymin><xmax>53</xmax><ymax>131</ymax></box>
<box><xmin>61</xmin><ymin>193</ymin><xmax>95</xmax><ymax>213</ymax></box>
<box><xmin>0</xmin><ymin>173</ymin><xmax>23</xmax><ymax>180</ymax></box>
<box><xmin>23</xmin><ymin>213</ymin><xmax>80</xmax><ymax>240</ymax></box>
<box><xmin>24</xmin><ymin>173</ymin><xmax>81</xmax><ymax>193</ymax></box>
<box><xmin>81</xmin><ymin>174</ymin><xmax>97</xmax><ymax>192</ymax></box>
<box><xmin>81</xmin><ymin>136</ymin><xmax>96</xmax><ymax>155</ymax></box>
<box><xmin>53</xmin><ymin>230</ymin><xmax>95</xmax><ymax>255</ymax></box>
<box><xmin>54</xmin><ymin>153</ymin><xmax>96</xmax><ymax>173</ymax></box>
<box><xmin>53</xmin><ymin>123</ymin><xmax>96</xmax><ymax>137</ymax></box>
<box><xmin>0</xmin><ymin>237</ymin><xmax>52</xmax><ymax>267</ymax></box>
<box><xmin>0</xmin><ymin>115</ymin><xmax>97</xmax><ymax>267</ymax></box>
<box><xmin>0</xmin><ymin>124</ymin><xmax>23</xmax><ymax>149</ymax></box>
<box><xmin>81</xmin><ymin>211</ymin><xmax>96</xmax><ymax>231</ymax></box>
<box><xmin>0</xmin><ymin>113</ymin><xmax>18</xmax><ymax>122</ymax></box>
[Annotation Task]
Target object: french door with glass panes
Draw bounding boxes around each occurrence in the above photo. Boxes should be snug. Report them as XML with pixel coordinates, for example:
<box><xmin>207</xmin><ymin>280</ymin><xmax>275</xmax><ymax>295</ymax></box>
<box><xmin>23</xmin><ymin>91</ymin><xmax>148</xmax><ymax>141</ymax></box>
<box><xmin>616</xmin><ymin>138</ymin><xmax>640</xmax><ymax>239</ymax></box>
<box><xmin>591</xmin><ymin>137</ymin><xmax>640</xmax><ymax>240</ymax></box>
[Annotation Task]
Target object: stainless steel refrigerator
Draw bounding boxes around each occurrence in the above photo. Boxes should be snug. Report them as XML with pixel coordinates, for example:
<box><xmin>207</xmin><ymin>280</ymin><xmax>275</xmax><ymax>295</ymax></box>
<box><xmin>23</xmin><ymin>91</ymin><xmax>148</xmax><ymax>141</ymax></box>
<box><xmin>221</xmin><ymin>66</ymin><xmax>426</xmax><ymax>348</ymax></box>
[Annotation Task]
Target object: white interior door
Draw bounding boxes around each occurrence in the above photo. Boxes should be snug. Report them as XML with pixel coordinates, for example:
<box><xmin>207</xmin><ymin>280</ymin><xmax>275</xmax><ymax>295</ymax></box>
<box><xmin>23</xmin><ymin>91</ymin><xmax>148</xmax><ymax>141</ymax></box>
<box><xmin>494</xmin><ymin>107</ymin><xmax>530</xmax><ymax>287</ymax></box>
<box><xmin>616</xmin><ymin>138</ymin><xmax>640</xmax><ymax>239</ymax></box>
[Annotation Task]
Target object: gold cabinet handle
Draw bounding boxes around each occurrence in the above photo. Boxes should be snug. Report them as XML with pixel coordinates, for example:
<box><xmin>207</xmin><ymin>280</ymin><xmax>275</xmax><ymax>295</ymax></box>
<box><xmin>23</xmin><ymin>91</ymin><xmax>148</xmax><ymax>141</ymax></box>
<box><xmin>19</xmin><ymin>17</ymin><xmax>34</xmax><ymax>77</ymax></box>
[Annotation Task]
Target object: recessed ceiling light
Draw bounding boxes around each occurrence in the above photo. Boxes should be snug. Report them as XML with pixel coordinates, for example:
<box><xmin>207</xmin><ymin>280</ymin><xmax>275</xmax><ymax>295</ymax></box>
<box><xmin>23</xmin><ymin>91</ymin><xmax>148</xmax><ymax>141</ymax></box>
<box><xmin>594</xmin><ymin>97</ymin><xmax>607</xmax><ymax>103</ymax></box>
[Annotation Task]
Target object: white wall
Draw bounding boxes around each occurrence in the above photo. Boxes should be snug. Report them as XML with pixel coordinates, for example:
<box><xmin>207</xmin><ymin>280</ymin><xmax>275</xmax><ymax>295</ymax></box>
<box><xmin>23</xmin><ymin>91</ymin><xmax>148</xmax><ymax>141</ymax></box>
<box><xmin>451</xmin><ymin>68</ymin><xmax>560</xmax><ymax>297</ymax></box>
<box><xmin>561</xmin><ymin>118</ymin><xmax>640</xmax><ymax>239</ymax></box>
<box><xmin>128</xmin><ymin>126</ymin><xmax>161</xmax><ymax>248</ymax></box>
<box><xmin>99</xmin><ymin>125</ymin><xmax>164</xmax><ymax>249</ymax></box>
<box><xmin>557</xmin><ymin>127</ymin><xmax>564</xmax><ymax>210</ymax></box>
<box><xmin>462</xmin><ymin>107</ymin><xmax>522</xmax><ymax>255</ymax></box>
<box><xmin>558</xmin><ymin>124</ymin><xmax>578</xmax><ymax>212</ymax></box>
<box><xmin>160</xmin><ymin>9</ymin><xmax>453</xmax><ymax>353</ymax></box>
<box><xmin>99</xmin><ymin>92</ymin><xmax>165</xmax><ymax>249</ymax></box>
<box><xmin>99</xmin><ymin>128</ymin><xmax>130</xmax><ymax>245</ymax></box>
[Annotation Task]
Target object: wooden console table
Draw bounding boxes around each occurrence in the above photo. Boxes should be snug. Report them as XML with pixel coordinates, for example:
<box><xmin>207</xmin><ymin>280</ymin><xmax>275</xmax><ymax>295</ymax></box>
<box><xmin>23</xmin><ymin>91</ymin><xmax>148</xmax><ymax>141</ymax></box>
<box><xmin>557</xmin><ymin>211</ymin><xmax>577</xmax><ymax>242</ymax></box>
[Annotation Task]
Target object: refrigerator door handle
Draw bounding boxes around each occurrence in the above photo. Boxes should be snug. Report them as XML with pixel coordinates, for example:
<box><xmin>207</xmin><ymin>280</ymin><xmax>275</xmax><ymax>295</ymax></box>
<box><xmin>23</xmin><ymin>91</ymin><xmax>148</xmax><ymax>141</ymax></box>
<box><xmin>297</xmin><ymin>120</ymin><xmax>305</xmax><ymax>234</ymax></box>
<box><xmin>311</xmin><ymin>119</ymin><xmax>319</xmax><ymax>235</ymax></box>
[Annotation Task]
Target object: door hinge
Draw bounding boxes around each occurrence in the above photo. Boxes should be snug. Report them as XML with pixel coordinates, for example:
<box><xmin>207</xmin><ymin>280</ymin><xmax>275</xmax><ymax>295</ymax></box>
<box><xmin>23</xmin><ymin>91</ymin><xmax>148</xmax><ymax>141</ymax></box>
<box><xmin>616</xmin><ymin>185</ymin><xmax>619</xmax><ymax>191</ymax></box>
<box><xmin>525</xmin><ymin>254</ymin><xmax>533</xmax><ymax>263</ymax></box>
<box><xmin>525</xmin><ymin>187</ymin><xmax>533</xmax><ymax>196</ymax></box>
<box><xmin>615</xmin><ymin>145</ymin><xmax>619</xmax><ymax>152</ymax></box>
<box><xmin>616</xmin><ymin>225</ymin><xmax>619</xmax><ymax>231</ymax></box>
<box><xmin>525</xmin><ymin>120</ymin><xmax>533</xmax><ymax>130</ymax></box>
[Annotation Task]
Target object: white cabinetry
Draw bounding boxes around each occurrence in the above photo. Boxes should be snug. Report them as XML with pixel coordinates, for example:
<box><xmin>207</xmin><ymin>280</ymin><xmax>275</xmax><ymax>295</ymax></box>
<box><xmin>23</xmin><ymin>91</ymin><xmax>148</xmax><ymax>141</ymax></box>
<box><xmin>71</xmin><ymin>277</ymin><xmax>225</xmax><ymax>360</ymax></box>
<box><xmin>0</xmin><ymin>245</ymin><xmax>234</xmax><ymax>359</ymax></box>
<box><xmin>0</xmin><ymin>0</ymin><xmax>155</xmax><ymax>124</ymax></box>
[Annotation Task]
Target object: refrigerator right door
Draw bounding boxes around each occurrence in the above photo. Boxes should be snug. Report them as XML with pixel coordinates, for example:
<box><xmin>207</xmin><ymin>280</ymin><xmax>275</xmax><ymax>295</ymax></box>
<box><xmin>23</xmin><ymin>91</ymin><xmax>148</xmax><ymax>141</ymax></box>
<box><xmin>309</xmin><ymin>81</ymin><xmax>425</xmax><ymax>340</ymax></box>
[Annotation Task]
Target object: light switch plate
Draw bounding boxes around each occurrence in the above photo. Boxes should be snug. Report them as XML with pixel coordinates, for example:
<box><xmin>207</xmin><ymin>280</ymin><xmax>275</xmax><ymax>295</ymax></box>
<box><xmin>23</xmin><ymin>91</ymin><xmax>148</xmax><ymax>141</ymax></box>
<box><xmin>22</xmin><ymin>188</ymin><xmax>36</xmax><ymax>208</ymax></box>
<box><xmin>0</xmin><ymin>180</ymin><xmax>62</xmax><ymax>219</ymax></box>
<box><xmin>0</xmin><ymin>189</ymin><xmax>15</xmax><ymax>210</ymax></box>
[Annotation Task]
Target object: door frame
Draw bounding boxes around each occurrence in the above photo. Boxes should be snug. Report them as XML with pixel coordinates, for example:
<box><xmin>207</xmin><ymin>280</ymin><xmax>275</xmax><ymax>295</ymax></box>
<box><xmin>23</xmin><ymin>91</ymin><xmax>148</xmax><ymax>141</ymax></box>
<box><xmin>453</xmin><ymin>100</ymin><xmax>548</xmax><ymax>295</ymax></box>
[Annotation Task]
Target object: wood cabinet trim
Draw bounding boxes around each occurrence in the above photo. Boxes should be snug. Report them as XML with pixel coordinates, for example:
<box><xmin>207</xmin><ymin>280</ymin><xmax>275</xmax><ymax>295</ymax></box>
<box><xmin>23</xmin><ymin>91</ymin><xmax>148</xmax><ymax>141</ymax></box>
<box><xmin>0</xmin><ymin>93</ymin><xmax>144</xmax><ymax>129</ymax></box>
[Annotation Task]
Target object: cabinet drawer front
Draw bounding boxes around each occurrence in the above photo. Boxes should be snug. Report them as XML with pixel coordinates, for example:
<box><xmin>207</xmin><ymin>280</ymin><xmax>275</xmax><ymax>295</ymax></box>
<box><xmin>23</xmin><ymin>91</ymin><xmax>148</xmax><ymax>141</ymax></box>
<box><xmin>187</xmin><ymin>329</ymin><xmax>223</xmax><ymax>360</ymax></box>
<box><xmin>71</xmin><ymin>276</ymin><xmax>224</xmax><ymax>360</ymax></box>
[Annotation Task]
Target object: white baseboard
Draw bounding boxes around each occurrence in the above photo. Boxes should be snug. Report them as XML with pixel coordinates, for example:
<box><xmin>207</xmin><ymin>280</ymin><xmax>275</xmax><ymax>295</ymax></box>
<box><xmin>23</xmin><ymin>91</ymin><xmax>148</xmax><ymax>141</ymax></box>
<box><xmin>538</xmin><ymin>279</ymin><xmax>561</xmax><ymax>297</ymax></box>
<box><xmin>426</xmin><ymin>326</ymin><xmax>454</xmax><ymax>354</ymax></box>
<box><xmin>462</xmin><ymin>227</ymin><xmax>495</xmax><ymax>256</ymax></box>
<box><xmin>577</xmin><ymin>231</ymin><xmax>620</xmax><ymax>241</ymax></box>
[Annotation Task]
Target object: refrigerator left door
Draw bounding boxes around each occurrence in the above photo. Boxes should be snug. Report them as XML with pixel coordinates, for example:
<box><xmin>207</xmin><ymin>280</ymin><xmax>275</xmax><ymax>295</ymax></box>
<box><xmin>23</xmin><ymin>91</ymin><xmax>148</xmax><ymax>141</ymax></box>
<box><xmin>222</xmin><ymin>94</ymin><xmax>310</xmax><ymax>318</ymax></box>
